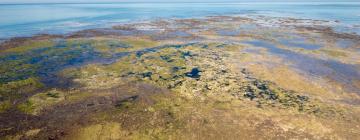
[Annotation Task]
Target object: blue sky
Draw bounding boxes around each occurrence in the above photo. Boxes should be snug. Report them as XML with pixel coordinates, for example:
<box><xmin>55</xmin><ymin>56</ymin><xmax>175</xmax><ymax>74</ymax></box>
<box><xmin>0</xmin><ymin>0</ymin><xmax>358</xmax><ymax>4</ymax></box>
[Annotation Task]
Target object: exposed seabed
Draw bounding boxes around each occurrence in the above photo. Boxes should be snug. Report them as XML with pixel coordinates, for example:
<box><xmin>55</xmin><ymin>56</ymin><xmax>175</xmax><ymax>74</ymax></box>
<box><xmin>1</xmin><ymin>15</ymin><xmax>360</xmax><ymax>139</ymax></box>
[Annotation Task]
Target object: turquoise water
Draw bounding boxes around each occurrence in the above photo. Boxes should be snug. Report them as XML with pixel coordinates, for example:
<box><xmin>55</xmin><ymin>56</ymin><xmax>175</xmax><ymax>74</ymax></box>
<box><xmin>1</xmin><ymin>2</ymin><xmax>360</xmax><ymax>39</ymax></box>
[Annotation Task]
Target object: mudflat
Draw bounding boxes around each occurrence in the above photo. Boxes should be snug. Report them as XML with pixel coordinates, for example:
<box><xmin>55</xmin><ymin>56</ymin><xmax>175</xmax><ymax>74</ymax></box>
<box><xmin>1</xmin><ymin>15</ymin><xmax>360</xmax><ymax>139</ymax></box>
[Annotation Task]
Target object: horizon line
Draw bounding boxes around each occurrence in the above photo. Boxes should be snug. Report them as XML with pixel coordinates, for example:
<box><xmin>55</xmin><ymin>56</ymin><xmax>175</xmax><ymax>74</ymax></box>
<box><xmin>1</xmin><ymin>1</ymin><xmax>360</xmax><ymax>5</ymax></box>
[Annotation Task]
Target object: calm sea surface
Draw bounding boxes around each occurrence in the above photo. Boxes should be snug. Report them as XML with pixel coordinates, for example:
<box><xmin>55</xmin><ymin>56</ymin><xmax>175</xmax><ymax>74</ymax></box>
<box><xmin>0</xmin><ymin>2</ymin><xmax>360</xmax><ymax>39</ymax></box>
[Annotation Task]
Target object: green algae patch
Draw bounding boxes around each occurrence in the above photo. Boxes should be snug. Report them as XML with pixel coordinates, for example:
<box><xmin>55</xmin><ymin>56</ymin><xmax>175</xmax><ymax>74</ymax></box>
<box><xmin>63</xmin><ymin>44</ymin><xmax>193</xmax><ymax>89</ymax></box>
<box><xmin>319</xmin><ymin>49</ymin><xmax>347</xmax><ymax>57</ymax></box>
<box><xmin>80</xmin><ymin>37</ymin><xmax>159</xmax><ymax>55</ymax></box>
<box><xmin>17</xmin><ymin>100</ymin><xmax>36</xmax><ymax>114</ymax></box>
<box><xmin>0</xmin><ymin>37</ymin><xmax>111</xmax><ymax>85</ymax></box>
<box><xmin>0</xmin><ymin>77</ymin><xmax>44</xmax><ymax>101</ymax></box>
<box><xmin>121</xmin><ymin>37</ymin><xmax>159</xmax><ymax>49</ymax></box>
<box><xmin>103</xmin><ymin>37</ymin><xmax>160</xmax><ymax>53</ymax></box>
<box><xmin>0</xmin><ymin>100</ymin><xmax>11</xmax><ymax>113</ymax></box>
<box><xmin>1</xmin><ymin>40</ymin><xmax>55</xmax><ymax>54</ymax></box>
<box><xmin>25</xmin><ymin>89</ymin><xmax>65</xmax><ymax>115</ymax></box>
<box><xmin>93</xmin><ymin>39</ymin><xmax>130</xmax><ymax>54</ymax></box>
<box><xmin>0</xmin><ymin>60</ymin><xmax>39</xmax><ymax>84</ymax></box>
<box><xmin>17</xmin><ymin>89</ymin><xmax>65</xmax><ymax>115</ymax></box>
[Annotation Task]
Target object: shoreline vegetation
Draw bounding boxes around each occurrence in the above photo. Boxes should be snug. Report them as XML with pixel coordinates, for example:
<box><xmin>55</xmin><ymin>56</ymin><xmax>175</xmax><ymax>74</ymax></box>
<box><xmin>1</xmin><ymin>15</ymin><xmax>360</xmax><ymax>139</ymax></box>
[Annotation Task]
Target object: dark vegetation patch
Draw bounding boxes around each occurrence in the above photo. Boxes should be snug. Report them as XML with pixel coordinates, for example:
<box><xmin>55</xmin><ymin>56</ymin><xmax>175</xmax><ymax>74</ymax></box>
<box><xmin>0</xmin><ymin>82</ymin><xmax>168</xmax><ymax>139</ymax></box>
<box><xmin>185</xmin><ymin>68</ymin><xmax>201</xmax><ymax>79</ymax></box>
<box><xmin>0</xmin><ymin>34</ymin><xmax>62</xmax><ymax>50</ymax></box>
<box><xmin>0</xmin><ymin>42</ymin><xmax>101</xmax><ymax>84</ymax></box>
<box><xmin>0</xmin><ymin>77</ymin><xmax>43</xmax><ymax>102</ymax></box>
<box><xmin>114</xmin><ymin>95</ymin><xmax>139</xmax><ymax>109</ymax></box>
<box><xmin>238</xmin><ymin>69</ymin><xmax>344</xmax><ymax>118</ymax></box>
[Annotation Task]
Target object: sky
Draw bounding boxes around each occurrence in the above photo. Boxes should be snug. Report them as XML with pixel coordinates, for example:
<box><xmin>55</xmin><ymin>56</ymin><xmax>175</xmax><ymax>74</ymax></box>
<box><xmin>0</xmin><ymin>0</ymin><xmax>358</xmax><ymax>4</ymax></box>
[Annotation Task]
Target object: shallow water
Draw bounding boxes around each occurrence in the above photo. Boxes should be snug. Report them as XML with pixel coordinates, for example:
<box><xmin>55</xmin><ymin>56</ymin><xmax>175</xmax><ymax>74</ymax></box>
<box><xmin>216</xmin><ymin>29</ymin><xmax>241</xmax><ymax>36</ymax></box>
<box><xmin>279</xmin><ymin>38</ymin><xmax>322</xmax><ymax>50</ymax></box>
<box><xmin>336</xmin><ymin>39</ymin><xmax>356</xmax><ymax>49</ymax></box>
<box><xmin>1</xmin><ymin>2</ymin><xmax>360</xmax><ymax>39</ymax></box>
<box><xmin>242</xmin><ymin>40</ymin><xmax>360</xmax><ymax>93</ymax></box>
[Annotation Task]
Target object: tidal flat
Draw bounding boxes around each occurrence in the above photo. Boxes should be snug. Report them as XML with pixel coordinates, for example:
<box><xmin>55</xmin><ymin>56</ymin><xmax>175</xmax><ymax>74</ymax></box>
<box><xmin>1</xmin><ymin>15</ymin><xmax>360</xmax><ymax>140</ymax></box>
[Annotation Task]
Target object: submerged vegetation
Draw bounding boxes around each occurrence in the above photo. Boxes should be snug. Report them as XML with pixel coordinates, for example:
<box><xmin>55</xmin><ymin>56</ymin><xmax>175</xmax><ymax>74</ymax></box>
<box><xmin>1</xmin><ymin>15</ymin><xmax>360</xmax><ymax>139</ymax></box>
